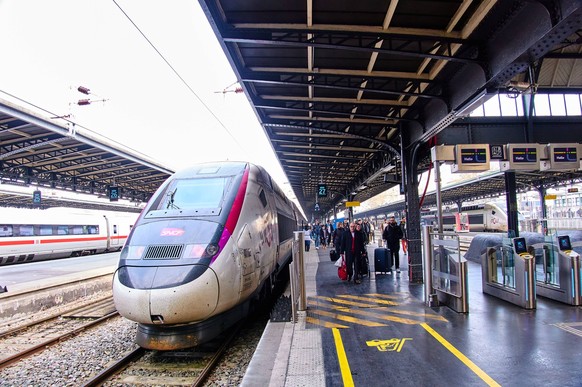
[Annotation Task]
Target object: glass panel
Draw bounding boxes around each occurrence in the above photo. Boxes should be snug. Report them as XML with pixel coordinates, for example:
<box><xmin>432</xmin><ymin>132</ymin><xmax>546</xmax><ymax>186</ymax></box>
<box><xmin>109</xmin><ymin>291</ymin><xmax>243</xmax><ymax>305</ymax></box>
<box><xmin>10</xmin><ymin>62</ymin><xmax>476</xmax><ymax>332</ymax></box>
<box><xmin>431</xmin><ymin>235</ymin><xmax>462</xmax><ymax>297</ymax></box>
<box><xmin>159</xmin><ymin>177</ymin><xmax>231</xmax><ymax>210</ymax></box>
<box><xmin>19</xmin><ymin>225</ymin><xmax>34</xmax><ymax>236</ymax></box>
<box><xmin>0</xmin><ymin>225</ymin><xmax>13</xmax><ymax>237</ymax></box>
<box><xmin>483</xmin><ymin>96</ymin><xmax>501</xmax><ymax>116</ymax></box>
<box><xmin>549</xmin><ymin>94</ymin><xmax>566</xmax><ymax>116</ymax></box>
<box><xmin>39</xmin><ymin>225</ymin><xmax>53</xmax><ymax>236</ymax></box>
<box><xmin>534</xmin><ymin>94</ymin><xmax>551</xmax><ymax>116</ymax></box>
<box><xmin>500</xmin><ymin>94</ymin><xmax>519</xmax><ymax>116</ymax></box>
<box><xmin>564</xmin><ymin>94</ymin><xmax>582</xmax><ymax>116</ymax></box>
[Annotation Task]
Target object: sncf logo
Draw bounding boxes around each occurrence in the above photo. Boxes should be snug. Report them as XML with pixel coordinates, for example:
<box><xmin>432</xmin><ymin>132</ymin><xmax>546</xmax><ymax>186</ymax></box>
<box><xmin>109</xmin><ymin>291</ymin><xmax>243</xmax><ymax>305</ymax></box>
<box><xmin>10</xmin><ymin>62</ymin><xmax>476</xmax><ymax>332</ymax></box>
<box><xmin>160</xmin><ymin>228</ymin><xmax>185</xmax><ymax>237</ymax></box>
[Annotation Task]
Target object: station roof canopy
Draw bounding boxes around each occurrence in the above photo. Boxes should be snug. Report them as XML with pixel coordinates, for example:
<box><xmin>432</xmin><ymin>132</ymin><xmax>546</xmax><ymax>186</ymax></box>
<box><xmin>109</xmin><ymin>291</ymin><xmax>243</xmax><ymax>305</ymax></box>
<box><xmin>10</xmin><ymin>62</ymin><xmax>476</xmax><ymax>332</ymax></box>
<box><xmin>0</xmin><ymin>98</ymin><xmax>173</xmax><ymax>211</ymax></box>
<box><xmin>1</xmin><ymin>1</ymin><xmax>581</xmax><ymax>216</ymax></box>
<box><xmin>198</xmin><ymin>0</ymin><xmax>582</xmax><ymax>216</ymax></box>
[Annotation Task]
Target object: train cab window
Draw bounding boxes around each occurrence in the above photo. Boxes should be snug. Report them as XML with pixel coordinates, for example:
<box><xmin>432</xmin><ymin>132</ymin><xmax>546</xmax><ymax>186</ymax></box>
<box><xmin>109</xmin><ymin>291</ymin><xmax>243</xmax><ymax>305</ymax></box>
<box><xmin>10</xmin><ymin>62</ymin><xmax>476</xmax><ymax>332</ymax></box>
<box><xmin>0</xmin><ymin>225</ymin><xmax>13</xmax><ymax>237</ymax></box>
<box><xmin>39</xmin><ymin>225</ymin><xmax>53</xmax><ymax>236</ymax></box>
<box><xmin>160</xmin><ymin>177</ymin><xmax>229</xmax><ymax>210</ymax></box>
<box><xmin>19</xmin><ymin>225</ymin><xmax>34</xmax><ymax>236</ymax></box>
<box><xmin>57</xmin><ymin>226</ymin><xmax>69</xmax><ymax>235</ymax></box>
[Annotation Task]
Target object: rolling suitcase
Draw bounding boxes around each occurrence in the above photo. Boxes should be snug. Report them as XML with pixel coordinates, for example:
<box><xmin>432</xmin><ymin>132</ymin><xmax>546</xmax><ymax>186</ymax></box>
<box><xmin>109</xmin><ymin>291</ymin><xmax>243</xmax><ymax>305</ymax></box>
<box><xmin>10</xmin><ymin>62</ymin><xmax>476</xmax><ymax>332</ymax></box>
<box><xmin>374</xmin><ymin>247</ymin><xmax>392</xmax><ymax>273</ymax></box>
<box><xmin>329</xmin><ymin>249</ymin><xmax>339</xmax><ymax>262</ymax></box>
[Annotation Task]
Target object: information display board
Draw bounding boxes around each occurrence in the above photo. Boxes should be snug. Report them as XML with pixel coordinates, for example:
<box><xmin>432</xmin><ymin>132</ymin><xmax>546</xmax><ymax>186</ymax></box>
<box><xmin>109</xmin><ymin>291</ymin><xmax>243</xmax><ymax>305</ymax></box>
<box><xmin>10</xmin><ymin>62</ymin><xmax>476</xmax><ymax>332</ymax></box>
<box><xmin>540</xmin><ymin>143</ymin><xmax>581</xmax><ymax>171</ymax></box>
<box><xmin>500</xmin><ymin>144</ymin><xmax>541</xmax><ymax>171</ymax></box>
<box><xmin>451</xmin><ymin>144</ymin><xmax>490</xmax><ymax>172</ymax></box>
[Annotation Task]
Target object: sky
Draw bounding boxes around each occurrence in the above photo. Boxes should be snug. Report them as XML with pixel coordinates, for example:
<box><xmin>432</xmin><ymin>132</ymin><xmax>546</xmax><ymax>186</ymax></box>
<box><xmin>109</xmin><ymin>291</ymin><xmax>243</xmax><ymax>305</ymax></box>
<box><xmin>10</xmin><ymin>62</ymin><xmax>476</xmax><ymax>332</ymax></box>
<box><xmin>0</xmin><ymin>1</ymin><xmax>296</xmax><ymax>201</ymax></box>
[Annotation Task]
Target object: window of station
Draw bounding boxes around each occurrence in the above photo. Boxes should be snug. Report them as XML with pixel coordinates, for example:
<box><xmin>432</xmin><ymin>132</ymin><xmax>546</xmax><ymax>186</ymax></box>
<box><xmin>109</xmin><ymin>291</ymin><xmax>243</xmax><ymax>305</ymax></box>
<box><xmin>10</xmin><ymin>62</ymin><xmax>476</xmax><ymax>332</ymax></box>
<box><xmin>469</xmin><ymin>93</ymin><xmax>582</xmax><ymax>118</ymax></box>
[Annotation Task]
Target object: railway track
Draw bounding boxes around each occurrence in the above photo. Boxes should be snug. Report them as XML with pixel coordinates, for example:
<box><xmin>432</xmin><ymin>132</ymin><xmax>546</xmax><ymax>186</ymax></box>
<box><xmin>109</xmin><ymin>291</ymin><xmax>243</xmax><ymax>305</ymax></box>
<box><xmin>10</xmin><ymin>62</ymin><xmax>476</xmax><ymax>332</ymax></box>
<box><xmin>0</xmin><ymin>296</ymin><xmax>118</xmax><ymax>369</ymax></box>
<box><xmin>83</xmin><ymin>321</ymin><xmax>244</xmax><ymax>387</ymax></box>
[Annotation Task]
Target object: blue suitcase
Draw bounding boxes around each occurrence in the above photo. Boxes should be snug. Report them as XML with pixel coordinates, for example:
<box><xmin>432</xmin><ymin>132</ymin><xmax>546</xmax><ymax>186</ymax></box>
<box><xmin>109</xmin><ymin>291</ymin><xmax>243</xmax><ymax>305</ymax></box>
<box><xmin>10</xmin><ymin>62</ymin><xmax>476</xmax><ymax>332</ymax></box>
<box><xmin>374</xmin><ymin>248</ymin><xmax>392</xmax><ymax>273</ymax></box>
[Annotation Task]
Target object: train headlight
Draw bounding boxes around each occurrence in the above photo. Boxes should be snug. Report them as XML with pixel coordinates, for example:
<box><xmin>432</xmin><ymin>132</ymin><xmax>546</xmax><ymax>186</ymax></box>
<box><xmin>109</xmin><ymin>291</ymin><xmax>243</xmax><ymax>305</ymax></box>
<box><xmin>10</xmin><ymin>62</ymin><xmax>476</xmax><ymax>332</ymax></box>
<box><xmin>120</xmin><ymin>245</ymin><xmax>146</xmax><ymax>260</ymax></box>
<box><xmin>184</xmin><ymin>243</ymin><xmax>219</xmax><ymax>259</ymax></box>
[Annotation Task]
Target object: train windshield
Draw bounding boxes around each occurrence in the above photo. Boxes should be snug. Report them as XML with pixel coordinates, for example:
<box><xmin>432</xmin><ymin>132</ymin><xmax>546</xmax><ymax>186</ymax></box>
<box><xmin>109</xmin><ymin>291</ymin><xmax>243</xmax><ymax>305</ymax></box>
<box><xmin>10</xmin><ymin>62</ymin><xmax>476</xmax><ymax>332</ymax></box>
<box><xmin>159</xmin><ymin>177</ymin><xmax>231</xmax><ymax>210</ymax></box>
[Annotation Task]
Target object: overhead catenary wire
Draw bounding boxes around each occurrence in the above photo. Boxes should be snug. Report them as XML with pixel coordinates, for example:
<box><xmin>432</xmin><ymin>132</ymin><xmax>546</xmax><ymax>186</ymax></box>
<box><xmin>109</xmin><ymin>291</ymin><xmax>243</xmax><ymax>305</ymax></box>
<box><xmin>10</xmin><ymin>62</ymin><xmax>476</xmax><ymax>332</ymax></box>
<box><xmin>111</xmin><ymin>0</ymin><xmax>244</xmax><ymax>153</ymax></box>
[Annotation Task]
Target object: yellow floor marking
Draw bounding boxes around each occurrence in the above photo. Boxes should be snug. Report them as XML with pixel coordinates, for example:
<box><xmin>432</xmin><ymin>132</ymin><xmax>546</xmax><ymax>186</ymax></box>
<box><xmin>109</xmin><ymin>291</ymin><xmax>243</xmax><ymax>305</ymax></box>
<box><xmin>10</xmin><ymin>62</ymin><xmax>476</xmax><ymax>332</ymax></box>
<box><xmin>366</xmin><ymin>292</ymin><xmax>406</xmax><ymax>300</ymax></box>
<box><xmin>306</xmin><ymin>316</ymin><xmax>349</xmax><ymax>329</ymax></box>
<box><xmin>421</xmin><ymin>323</ymin><xmax>501</xmax><ymax>387</ymax></box>
<box><xmin>326</xmin><ymin>304</ymin><xmax>421</xmax><ymax>325</ymax></box>
<box><xmin>332</xmin><ymin>328</ymin><xmax>354</xmax><ymax>387</ymax></box>
<box><xmin>332</xmin><ymin>295</ymin><xmax>448</xmax><ymax>322</ymax></box>
<box><xmin>309</xmin><ymin>308</ymin><xmax>387</xmax><ymax>327</ymax></box>
<box><xmin>312</xmin><ymin>295</ymin><xmax>383</xmax><ymax>308</ymax></box>
<box><xmin>338</xmin><ymin>294</ymin><xmax>399</xmax><ymax>306</ymax></box>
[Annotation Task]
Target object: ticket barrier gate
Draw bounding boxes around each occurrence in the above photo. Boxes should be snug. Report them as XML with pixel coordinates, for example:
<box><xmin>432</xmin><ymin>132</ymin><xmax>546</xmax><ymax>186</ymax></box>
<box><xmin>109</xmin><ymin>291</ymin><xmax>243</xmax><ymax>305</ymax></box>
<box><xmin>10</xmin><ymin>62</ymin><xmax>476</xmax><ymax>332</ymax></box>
<box><xmin>422</xmin><ymin>226</ymin><xmax>469</xmax><ymax>313</ymax></box>
<box><xmin>481</xmin><ymin>237</ymin><xmax>536</xmax><ymax>309</ymax></box>
<box><xmin>534</xmin><ymin>235</ymin><xmax>581</xmax><ymax>306</ymax></box>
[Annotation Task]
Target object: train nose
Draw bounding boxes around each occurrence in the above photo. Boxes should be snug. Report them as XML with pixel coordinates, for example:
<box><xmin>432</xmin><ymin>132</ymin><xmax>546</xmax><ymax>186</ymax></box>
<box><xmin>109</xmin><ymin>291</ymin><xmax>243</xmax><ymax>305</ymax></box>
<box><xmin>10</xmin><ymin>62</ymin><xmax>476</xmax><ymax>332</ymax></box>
<box><xmin>113</xmin><ymin>266</ymin><xmax>219</xmax><ymax>324</ymax></box>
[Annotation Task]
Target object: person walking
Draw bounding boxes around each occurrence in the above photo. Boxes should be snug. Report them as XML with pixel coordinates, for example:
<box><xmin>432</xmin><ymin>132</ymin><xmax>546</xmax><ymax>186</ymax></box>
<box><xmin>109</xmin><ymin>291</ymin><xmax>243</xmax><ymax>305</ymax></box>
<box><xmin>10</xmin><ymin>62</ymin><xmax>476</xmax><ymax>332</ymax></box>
<box><xmin>340</xmin><ymin>222</ymin><xmax>366</xmax><ymax>284</ymax></box>
<box><xmin>382</xmin><ymin>216</ymin><xmax>403</xmax><ymax>274</ymax></box>
<box><xmin>400</xmin><ymin>218</ymin><xmax>408</xmax><ymax>255</ymax></box>
<box><xmin>304</xmin><ymin>225</ymin><xmax>312</xmax><ymax>252</ymax></box>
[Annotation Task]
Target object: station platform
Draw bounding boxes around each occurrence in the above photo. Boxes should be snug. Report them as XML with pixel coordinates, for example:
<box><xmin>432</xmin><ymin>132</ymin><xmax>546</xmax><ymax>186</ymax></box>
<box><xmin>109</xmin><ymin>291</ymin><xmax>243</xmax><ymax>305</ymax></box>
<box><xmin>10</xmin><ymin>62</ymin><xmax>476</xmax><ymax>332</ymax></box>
<box><xmin>242</xmin><ymin>242</ymin><xmax>582</xmax><ymax>386</ymax></box>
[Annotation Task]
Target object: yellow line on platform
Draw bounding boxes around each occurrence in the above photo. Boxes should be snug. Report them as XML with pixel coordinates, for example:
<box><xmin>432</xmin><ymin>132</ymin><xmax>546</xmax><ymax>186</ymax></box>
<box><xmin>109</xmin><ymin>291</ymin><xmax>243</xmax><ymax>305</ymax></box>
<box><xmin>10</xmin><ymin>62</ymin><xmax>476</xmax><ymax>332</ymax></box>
<box><xmin>421</xmin><ymin>323</ymin><xmax>501</xmax><ymax>387</ymax></box>
<box><xmin>332</xmin><ymin>328</ymin><xmax>354</xmax><ymax>387</ymax></box>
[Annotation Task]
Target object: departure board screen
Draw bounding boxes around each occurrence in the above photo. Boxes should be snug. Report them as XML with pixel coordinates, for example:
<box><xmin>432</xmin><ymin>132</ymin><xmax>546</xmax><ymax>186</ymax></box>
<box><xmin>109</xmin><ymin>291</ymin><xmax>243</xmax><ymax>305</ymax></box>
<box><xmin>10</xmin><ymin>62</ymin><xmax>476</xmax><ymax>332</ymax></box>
<box><xmin>460</xmin><ymin>148</ymin><xmax>487</xmax><ymax>164</ymax></box>
<box><xmin>553</xmin><ymin>147</ymin><xmax>577</xmax><ymax>162</ymax></box>
<box><xmin>512</xmin><ymin>148</ymin><xmax>537</xmax><ymax>163</ymax></box>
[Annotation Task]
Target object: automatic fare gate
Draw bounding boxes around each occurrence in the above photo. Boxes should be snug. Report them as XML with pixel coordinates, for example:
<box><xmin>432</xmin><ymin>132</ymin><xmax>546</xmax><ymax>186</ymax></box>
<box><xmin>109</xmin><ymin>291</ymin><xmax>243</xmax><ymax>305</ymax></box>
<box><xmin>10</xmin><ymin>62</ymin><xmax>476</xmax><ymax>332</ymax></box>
<box><xmin>423</xmin><ymin>226</ymin><xmax>468</xmax><ymax>313</ymax></box>
<box><xmin>532</xmin><ymin>235</ymin><xmax>582</xmax><ymax>305</ymax></box>
<box><xmin>482</xmin><ymin>237</ymin><xmax>536</xmax><ymax>309</ymax></box>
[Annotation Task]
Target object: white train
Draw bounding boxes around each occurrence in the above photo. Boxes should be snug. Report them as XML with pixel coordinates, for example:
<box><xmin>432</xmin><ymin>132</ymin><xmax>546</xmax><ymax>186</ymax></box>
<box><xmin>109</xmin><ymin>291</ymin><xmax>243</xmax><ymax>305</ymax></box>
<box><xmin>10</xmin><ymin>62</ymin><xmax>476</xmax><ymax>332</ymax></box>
<box><xmin>113</xmin><ymin>161</ymin><xmax>305</xmax><ymax>350</ymax></box>
<box><xmin>421</xmin><ymin>202</ymin><xmax>509</xmax><ymax>232</ymax></box>
<box><xmin>0</xmin><ymin>207</ymin><xmax>139</xmax><ymax>265</ymax></box>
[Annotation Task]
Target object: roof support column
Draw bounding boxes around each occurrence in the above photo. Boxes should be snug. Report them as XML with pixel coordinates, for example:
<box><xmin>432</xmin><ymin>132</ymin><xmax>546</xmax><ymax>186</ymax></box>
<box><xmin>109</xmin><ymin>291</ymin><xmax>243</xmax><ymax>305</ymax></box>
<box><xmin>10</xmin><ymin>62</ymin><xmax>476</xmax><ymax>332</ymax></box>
<box><xmin>504</xmin><ymin>172</ymin><xmax>519</xmax><ymax>237</ymax></box>
<box><xmin>402</xmin><ymin>125</ymin><xmax>423</xmax><ymax>283</ymax></box>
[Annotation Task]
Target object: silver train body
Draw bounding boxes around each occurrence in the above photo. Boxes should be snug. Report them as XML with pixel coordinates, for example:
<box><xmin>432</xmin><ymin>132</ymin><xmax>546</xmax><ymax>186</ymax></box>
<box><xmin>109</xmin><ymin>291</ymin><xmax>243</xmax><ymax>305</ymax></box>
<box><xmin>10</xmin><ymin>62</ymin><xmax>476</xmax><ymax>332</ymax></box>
<box><xmin>421</xmin><ymin>202</ymin><xmax>509</xmax><ymax>232</ymax></box>
<box><xmin>0</xmin><ymin>207</ymin><xmax>138</xmax><ymax>266</ymax></box>
<box><xmin>112</xmin><ymin>161</ymin><xmax>304</xmax><ymax>350</ymax></box>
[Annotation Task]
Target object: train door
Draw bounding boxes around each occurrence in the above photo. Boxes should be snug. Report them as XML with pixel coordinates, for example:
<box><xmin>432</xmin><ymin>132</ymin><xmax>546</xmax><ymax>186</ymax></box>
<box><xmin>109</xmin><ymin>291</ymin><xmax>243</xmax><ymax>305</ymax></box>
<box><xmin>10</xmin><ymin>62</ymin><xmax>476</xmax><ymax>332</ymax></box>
<box><xmin>236</xmin><ymin>224</ymin><xmax>259</xmax><ymax>298</ymax></box>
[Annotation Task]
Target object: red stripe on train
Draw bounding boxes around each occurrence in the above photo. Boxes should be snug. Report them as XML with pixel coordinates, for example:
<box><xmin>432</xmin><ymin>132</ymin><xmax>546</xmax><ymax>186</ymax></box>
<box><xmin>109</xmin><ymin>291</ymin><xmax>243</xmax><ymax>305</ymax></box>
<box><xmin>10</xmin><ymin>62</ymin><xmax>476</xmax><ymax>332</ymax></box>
<box><xmin>0</xmin><ymin>236</ymin><xmax>128</xmax><ymax>246</ymax></box>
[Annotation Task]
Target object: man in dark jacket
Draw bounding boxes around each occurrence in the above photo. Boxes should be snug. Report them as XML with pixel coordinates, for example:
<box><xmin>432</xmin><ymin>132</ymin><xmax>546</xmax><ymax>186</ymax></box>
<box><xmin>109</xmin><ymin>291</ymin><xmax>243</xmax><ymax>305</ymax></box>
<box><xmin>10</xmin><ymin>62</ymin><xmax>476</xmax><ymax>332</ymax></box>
<box><xmin>340</xmin><ymin>222</ymin><xmax>366</xmax><ymax>284</ymax></box>
<box><xmin>382</xmin><ymin>216</ymin><xmax>404</xmax><ymax>274</ymax></box>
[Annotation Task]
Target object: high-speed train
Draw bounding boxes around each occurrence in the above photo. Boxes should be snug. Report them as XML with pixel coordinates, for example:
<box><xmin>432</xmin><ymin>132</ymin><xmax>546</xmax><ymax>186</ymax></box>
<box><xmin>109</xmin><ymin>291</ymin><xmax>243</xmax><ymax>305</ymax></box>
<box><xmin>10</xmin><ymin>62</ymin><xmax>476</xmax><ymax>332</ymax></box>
<box><xmin>421</xmin><ymin>202</ymin><xmax>509</xmax><ymax>232</ymax></box>
<box><xmin>112</xmin><ymin>161</ymin><xmax>305</xmax><ymax>350</ymax></box>
<box><xmin>0</xmin><ymin>207</ymin><xmax>139</xmax><ymax>266</ymax></box>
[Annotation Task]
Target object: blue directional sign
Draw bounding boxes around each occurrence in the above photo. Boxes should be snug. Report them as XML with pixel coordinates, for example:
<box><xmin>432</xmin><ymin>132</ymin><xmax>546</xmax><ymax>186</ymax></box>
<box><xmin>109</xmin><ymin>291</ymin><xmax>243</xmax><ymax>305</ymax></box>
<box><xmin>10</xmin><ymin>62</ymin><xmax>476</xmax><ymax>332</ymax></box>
<box><xmin>108</xmin><ymin>186</ymin><xmax>119</xmax><ymax>201</ymax></box>
<box><xmin>317</xmin><ymin>184</ymin><xmax>327</xmax><ymax>198</ymax></box>
<box><xmin>32</xmin><ymin>190</ymin><xmax>41</xmax><ymax>205</ymax></box>
<box><xmin>314</xmin><ymin>203</ymin><xmax>320</xmax><ymax>212</ymax></box>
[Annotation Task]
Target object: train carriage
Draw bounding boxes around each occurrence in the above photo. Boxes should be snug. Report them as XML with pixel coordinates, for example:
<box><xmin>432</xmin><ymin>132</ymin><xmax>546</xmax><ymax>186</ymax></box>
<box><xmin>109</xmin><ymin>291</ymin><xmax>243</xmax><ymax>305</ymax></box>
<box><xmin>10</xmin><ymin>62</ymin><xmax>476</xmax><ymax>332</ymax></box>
<box><xmin>0</xmin><ymin>207</ymin><xmax>138</xmax><ymax>265</ymax></box>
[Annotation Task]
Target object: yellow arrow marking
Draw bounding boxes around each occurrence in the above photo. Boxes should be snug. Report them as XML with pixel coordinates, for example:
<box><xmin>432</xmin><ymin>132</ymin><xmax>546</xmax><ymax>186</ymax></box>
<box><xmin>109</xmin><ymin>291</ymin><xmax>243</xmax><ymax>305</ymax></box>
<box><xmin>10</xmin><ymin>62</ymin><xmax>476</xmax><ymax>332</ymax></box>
<box><xmin>309</xmin><ymin>308</ymin><xmax>387</xmax><ymax>327</ymax></box>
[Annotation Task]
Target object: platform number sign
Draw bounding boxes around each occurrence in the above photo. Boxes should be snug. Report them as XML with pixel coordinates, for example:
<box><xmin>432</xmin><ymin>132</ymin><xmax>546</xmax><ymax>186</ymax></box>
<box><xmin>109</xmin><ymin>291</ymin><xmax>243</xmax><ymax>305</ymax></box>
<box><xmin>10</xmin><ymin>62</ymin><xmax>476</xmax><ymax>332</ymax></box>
<box><xmin>317</xmin><ymin>184</ymin><xmax>328</xmax><ymax>198</ymax></box>
<box><xmin>108</xmin><ymin>186</ymin><xmax>119</xmax><ymax>201</ymax></box>
<box><xmin>32</xmin><ymin>190</ymin><xmax>41</xmax><ymax>205</ymax></box>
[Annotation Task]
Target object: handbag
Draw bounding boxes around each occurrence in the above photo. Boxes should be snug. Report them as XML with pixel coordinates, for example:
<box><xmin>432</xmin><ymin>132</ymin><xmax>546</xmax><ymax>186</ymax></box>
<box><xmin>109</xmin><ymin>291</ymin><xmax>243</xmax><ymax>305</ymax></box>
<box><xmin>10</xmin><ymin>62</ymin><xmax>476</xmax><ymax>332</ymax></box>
<box><xmin>337</xmin><ymin>256</ymin><xmax>348</xmax><ymax>281</ymax></box>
